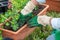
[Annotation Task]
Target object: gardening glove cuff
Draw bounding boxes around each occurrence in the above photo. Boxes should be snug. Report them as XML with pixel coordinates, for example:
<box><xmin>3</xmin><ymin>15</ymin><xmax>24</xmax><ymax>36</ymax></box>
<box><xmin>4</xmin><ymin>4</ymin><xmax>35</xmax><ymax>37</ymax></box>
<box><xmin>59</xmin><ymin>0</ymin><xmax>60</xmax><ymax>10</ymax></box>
<box><xmin>37</xmin><ymin>15</ymin><xmax>52</xmax><ymax>26</ymax></box>
<box><xmin>21</xmin><ymin>1</ymin><xmax>36</xmax><ymax>15</ymax></box>
<box><xmin>47</xmin><ymin>31</ymin><xmax>60</xmax><ymax>40</ymax></box>
<box><xmin>51</xmin><ymin>18</ymin><xmax>60</xmax><ymax>30</ymax></box>
<box><xmin>36</xmin><ymin>0</ymin><xmax>46</xmax><ymax>4</ymax></box>
<box><xmin>55</xmin><ymin>31</ymin><xmax>60</xmax><ymax>40</ymax></box>
<box><xmin>18</xmin><ymin>12</ymin><xmax>33</xmax><ymax>27</ymax></box>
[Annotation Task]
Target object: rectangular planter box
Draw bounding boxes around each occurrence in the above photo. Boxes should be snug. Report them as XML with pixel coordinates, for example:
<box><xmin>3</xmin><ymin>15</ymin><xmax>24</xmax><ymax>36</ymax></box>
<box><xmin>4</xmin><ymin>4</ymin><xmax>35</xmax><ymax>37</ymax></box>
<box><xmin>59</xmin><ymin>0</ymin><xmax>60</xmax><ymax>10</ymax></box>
<box><xmin>0</xmin><ymin>4</ymin><xmax>49</xmax><ymax>40</ymax></box>
<box><xmin>46</xmin><ymin>0</ymin><xmax>60</xmax><ymax>12</ymax></box>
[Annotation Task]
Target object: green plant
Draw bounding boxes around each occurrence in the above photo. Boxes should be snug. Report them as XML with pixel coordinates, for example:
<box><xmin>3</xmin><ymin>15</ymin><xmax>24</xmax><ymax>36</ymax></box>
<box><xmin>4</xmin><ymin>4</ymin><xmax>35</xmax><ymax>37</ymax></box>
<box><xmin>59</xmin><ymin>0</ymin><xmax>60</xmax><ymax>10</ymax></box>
<box><xmin>0</xmin><ymin>30</ymin><xmax>3</xmax><ymax>40</ymax></box>
<box><xmin>7</xmin><ymin>0</ymin><xmax>29</xmax><ymax>31</ymax></box>
<box><xmin>11</xmin><ymin>23</ymin><xmax>19</xmax><ymax>31</ymax></box>
<box><xmin>0</xmin><ymin>0</ymin><xmax>29</xmax><ymax>31</ymax></box>
<box><xmin>5</xmin><ymin>22</ymin><xmax>10</xmax><ymax>26</ymax></box>
<box><xmin>0</xmin><ymin>14</ymin><xmax>7</xmax><ymax>23</ymax></box>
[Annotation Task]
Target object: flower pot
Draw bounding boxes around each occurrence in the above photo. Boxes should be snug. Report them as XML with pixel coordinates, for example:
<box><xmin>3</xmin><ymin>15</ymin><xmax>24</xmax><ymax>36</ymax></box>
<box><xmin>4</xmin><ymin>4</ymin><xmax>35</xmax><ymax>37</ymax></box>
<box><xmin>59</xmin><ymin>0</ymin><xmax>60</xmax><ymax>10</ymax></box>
<box><xmin>0</xmin><ymin>4</ymin><xmax>49</xmax><ymax>40</ymax></box>
<box><xmin>46</xmin><ymin>0</ymin><xmax>60</xmax><ymax>12</ymax></box>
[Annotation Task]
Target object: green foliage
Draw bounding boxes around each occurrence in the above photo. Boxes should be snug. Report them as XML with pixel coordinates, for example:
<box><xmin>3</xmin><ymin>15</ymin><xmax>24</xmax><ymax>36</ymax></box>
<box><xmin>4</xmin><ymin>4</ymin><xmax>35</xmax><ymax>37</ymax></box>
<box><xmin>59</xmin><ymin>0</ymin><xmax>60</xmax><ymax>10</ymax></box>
<box><xmin>0</xmin><ymin>0</ymin><xmax>29</xmax><ymax>31</ymax></box>
<box><xmin>0</xmin><ymin>30</ymin><xmax>3</xmax><ymax>40</ymax></box>
<box><xmin>11</xmin><ymin>0</ymin><xmax>29</xmax><ymax>10</ymax></box>
<box><xmin>11</xmin><ymin>23</ymin><xmax>19</xmax><ymax>31</ymax></box>
<box><xmin>47</xmin><ymin>11</ymin><xmax>60</xmax><ymax>17</ymax></box>
<box><xmin>9</xmin><ymin>0</ymin><xmax>29</xmax><ymax>31</ymax></box>
<box><xmin>5</xmin><ymin>22</ymin><xmax>10</xmax><ymax>26</ymax></box>
<box><xmin>25</xmin><ymin>26</ymin><xmax>52</xmax><ymax>40</ymax></box>
<box><xmin>0</xmin><ymin>0</ymin><xmax>29</xmax><ymax>39</ymax></box>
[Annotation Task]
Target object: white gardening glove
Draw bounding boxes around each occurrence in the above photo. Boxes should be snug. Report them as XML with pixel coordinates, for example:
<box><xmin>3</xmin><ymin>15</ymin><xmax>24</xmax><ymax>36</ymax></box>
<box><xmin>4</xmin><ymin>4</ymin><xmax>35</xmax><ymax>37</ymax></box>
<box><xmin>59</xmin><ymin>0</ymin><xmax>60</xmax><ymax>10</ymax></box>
<box><xmin>37</xmin><ymin>15</ymin><xmax>52</xmax><ymax>26</ymax></box>
<box><xmin>21</xmin><ymin>1</ymin><xmax>36</xmax><ymax>15</ymax></box>
<box><xmin>27</xmin><ymin>15</ymin><xmax>52</xmax><ymax>27</ymax></box>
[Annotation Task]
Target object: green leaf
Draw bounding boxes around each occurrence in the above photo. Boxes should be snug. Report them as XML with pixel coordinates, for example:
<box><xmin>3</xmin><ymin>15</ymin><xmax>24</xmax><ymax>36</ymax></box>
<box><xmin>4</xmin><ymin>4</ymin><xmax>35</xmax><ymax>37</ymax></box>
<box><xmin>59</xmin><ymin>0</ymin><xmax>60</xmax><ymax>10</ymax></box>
<box><xmin>5</xmin><ymin>22</ymin><xmax>10</xmax><ymax>26</ymax></box>
<box><xmin>0</xmin><ymin>30</ymin><xmax>3</xmax><ymax>40</ymax></box>
<box><xmin>11</xmin><ymin>24</ymin><xmax>19</xmax><ymax>31</ymax></box>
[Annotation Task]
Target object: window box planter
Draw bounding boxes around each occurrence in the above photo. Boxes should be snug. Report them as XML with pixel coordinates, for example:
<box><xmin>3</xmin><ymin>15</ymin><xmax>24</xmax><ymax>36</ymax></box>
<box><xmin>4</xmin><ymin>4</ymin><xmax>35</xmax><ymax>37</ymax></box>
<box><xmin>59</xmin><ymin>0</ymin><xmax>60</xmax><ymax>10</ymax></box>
<box><xmin>0</xmin><ymin>4</ymin><xmax>49</xmax><ymax>40</ymax></box>
<box><xmin>46</xmin><ymin>0</ymin><xmax>60</xmax><ymax>12</ymax></box>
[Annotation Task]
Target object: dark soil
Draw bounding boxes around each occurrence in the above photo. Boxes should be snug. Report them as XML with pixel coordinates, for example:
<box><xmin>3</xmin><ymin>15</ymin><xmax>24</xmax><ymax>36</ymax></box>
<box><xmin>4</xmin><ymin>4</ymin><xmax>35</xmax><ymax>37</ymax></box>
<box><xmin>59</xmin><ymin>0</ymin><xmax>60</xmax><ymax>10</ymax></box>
<box><xmin>0</xmin><ymin>6</ymin><xmax>8</xmax><ymax>13</ymax></box>
<box><xmin>4</xmin><ymin>22</ymin><xmax>13</xmax><ymax>31</ymax></box>
<box><xmin>4</xmin><ymin>5</ymin><xmax>45</xmax><ymax>32</ymax></box>
<box><xmin>33</xmin><ymin>5</ymin><xmax>45</xmax><ymax>15</ymax></box>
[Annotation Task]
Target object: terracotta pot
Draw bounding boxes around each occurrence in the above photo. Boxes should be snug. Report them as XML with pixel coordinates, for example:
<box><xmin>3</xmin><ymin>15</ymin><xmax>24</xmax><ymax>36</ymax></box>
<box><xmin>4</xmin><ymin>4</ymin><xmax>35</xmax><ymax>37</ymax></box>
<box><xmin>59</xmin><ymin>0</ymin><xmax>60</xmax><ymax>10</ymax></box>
<box><xmin>0</xmin><ymin>4</ymin><xmax>49</xmax><ymax>40</ymax></box>
<box><xmin>46</xmin><ymin>0</ymin><xmax>60</xmax><ymax>12</ymax></box>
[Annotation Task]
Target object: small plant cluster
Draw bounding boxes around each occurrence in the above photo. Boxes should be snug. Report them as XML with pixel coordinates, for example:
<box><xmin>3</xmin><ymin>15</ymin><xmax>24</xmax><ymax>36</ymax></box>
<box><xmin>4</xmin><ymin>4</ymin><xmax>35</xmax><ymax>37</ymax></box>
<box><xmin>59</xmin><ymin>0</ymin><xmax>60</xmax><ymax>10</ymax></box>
<box><xmin>0</xmin><ymin>30</ymin><xmax>3</xmax><ymax>40</ymax></box>
<box><xmin>0</xmin><ymin>0</ymin><xmax>29</xmax><ymax>31</ymax></box>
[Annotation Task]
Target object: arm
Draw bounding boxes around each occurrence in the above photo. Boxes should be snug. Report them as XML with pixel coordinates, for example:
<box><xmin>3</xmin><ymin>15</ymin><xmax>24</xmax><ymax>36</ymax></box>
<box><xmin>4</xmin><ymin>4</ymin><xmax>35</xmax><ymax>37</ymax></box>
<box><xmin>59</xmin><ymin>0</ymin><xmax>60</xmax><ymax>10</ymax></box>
<box><xmin>37</xmin><ymin>15</ymin><xmax>60</xmax><ymax>30</ymax></box>
<box><xmin>27</xmin><ymin>15</ymin><xmax>60</xmax><ymax>29</ymax></box>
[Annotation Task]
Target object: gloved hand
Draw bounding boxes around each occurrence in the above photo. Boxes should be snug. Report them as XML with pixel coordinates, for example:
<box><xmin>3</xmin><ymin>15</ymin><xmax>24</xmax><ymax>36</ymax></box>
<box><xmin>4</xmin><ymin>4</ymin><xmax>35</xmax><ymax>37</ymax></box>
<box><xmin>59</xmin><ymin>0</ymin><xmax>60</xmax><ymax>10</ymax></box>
<box><xmin>18</xmin><ymin>12</ymin><xmax>34</xmax><ymax>27</ymax></box>
<box><xmin>27</xmin><ymin>16</ymin><xmax>43</xmax><ymax>27</ymax></box>
<box><xmin>27</xmin><ymin>15</ymin><xmax>52</xmax><ymax>27</ymax></box>
<box><xmin>18</xmin><ymin>1</ymin><xmax>35</xmax><ymax>27</ymax></box>
<box><xmin>18</xmin><ymin>0</ymin><xmax>46</xmax><ymax>27</ymax></box>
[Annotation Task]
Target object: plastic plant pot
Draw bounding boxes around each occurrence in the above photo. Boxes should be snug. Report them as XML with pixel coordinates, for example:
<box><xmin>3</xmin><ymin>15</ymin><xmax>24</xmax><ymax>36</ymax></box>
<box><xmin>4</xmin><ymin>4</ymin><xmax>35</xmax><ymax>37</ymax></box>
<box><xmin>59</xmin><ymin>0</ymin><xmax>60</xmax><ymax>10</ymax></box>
<box><xmin>0</xmin><ymin>4</ymin><xmax>49</xmax><ymax>40</ymax></box>
<box><xmin>46</xmin><ymin>0</ymin><xmax>60</xmax><ymax>12</ymax></box>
